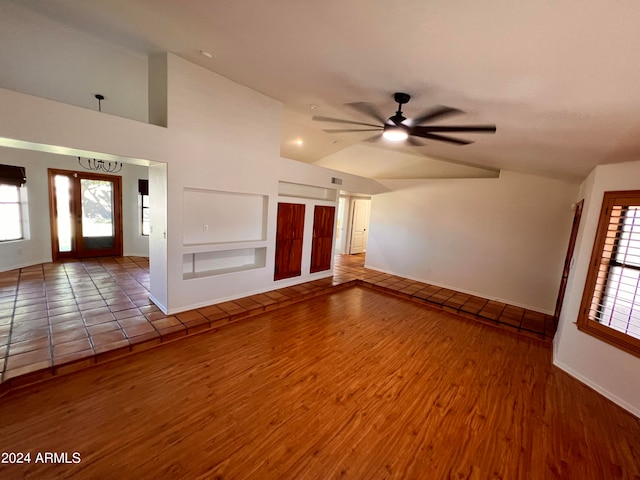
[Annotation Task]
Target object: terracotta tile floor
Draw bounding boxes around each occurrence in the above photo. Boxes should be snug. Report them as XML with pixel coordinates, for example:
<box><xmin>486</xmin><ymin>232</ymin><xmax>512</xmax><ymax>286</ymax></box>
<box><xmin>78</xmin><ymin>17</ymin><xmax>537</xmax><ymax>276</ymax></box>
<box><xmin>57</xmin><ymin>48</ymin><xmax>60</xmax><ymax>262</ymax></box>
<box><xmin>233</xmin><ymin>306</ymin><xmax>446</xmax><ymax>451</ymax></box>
<box><xmin>0</xmin><ymin>254</ymin><xmax>555</xmax><ymax>393</ymax></box>
<box><xmin>334</xmin><ymin>254</ymin><xmax>555</xmax><ymax>339</ymax></box>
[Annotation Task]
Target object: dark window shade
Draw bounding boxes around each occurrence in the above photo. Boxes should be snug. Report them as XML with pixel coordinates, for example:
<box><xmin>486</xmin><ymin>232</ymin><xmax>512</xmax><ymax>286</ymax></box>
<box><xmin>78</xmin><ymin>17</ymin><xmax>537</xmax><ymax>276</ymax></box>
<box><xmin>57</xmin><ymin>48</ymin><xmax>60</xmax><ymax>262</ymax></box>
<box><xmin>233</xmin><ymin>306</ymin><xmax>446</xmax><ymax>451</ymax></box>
<box><xmin>138</xmin><ymin>179</ymin><xmax>149</xmax><ymax>196</ymax></box>
<box><xmin>0</xmin><ymin>164</ymin><xmax>26</xmax><ymax>187</ymax></box>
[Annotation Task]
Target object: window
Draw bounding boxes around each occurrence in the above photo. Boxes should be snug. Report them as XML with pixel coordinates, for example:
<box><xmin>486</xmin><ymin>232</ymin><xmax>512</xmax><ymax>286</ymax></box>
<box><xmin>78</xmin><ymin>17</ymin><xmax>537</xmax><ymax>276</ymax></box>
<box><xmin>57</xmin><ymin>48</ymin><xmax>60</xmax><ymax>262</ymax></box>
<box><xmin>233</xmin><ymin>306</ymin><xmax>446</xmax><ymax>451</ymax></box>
<box><xmin>0</xmin><ymin>184</ymin><xmax>23</xmax><ymax>241</ymax></box>
<box><xmin>578</xmin><ymin>190</ymin><xmax>640</xmax><ymax>357</ymax></box>
<box><xmin>0</xmin><ymin>164</ymin><xmax>27</xmax><ymax>242</ymax></box>
<box><xmin>139</xmin><ymin>179</ymin><xmax>150</xmax><ymax>236</ymax></box>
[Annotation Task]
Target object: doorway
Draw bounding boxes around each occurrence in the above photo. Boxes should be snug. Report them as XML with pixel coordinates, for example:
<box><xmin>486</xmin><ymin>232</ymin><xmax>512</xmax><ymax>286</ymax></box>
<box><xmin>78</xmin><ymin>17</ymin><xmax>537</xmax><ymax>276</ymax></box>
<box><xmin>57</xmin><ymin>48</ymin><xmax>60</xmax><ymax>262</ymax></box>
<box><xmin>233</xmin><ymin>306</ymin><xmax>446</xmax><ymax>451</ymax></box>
<box><xmin>333</xmin><ymin>196</ymin><xmax>372</xmax><ymax>256</ymax></box>
<box><xmin>48</xmin><ymin>168</ymin><xmax>123</xmax><ymax>260</ymax></box>
<box><xmin>334</xmin><ymin>197</ymin><xmax>347</xmax><ymax>254</ymax></box>
<box><xmin>553</xmin><ymin>199</ymin><xmax>584</xmax><ymax>324</ymax></box>
<box><xmin>349</xmin><ymin>198</ymin><xmax>370</xmax><ymax>254</ymax></box>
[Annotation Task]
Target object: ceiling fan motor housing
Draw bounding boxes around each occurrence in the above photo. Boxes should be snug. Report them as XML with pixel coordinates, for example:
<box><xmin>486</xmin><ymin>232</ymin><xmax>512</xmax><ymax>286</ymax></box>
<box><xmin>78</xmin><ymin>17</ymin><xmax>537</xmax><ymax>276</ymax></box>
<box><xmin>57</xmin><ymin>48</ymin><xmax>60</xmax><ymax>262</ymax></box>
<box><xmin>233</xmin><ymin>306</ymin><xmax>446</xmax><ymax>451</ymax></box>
<box><xmin>394</xmin><ymin>92</ymin><xmax>411</xmax><ymax>105</ymax></box>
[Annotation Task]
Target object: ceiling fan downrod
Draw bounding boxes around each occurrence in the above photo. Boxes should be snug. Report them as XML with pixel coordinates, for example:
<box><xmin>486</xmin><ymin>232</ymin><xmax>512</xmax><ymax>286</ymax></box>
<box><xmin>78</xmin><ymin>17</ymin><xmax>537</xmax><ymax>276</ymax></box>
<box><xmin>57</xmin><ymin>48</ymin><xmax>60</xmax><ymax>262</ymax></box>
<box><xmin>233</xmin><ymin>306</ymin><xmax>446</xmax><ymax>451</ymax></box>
<box><xmin>390</xmin><ymin>92</ymin><xmax>411</xmax><ymax>124</ymax></box>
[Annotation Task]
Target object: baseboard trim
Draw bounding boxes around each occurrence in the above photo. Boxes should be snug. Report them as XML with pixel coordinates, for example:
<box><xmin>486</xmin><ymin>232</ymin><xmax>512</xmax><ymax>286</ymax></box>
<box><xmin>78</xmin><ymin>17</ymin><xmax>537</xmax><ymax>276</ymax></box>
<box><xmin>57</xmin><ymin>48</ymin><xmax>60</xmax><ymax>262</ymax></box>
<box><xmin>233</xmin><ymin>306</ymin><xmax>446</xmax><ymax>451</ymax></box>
<box><xmin>166</xmin><ymin>272</ymin><xmax>334</xmax><ymax>315</ymax></box>
<box><xmin>148</xmin><ymin>294</ymin><xmax>168</xmax><ymax>315</ymax></box>
<box><xmin>553</xmin><ymin>358</ymin><xmax>640</xmax><ymax>419</ymax></box>
<box><xmin>363</xmin><ymin>264</ymin><xmax>553</xmax><ymax>315</ymax></box>
<box><xmin>0</xmin><ymin>258</ymin><xmax>51</xmax><ymax>274</ymax></box>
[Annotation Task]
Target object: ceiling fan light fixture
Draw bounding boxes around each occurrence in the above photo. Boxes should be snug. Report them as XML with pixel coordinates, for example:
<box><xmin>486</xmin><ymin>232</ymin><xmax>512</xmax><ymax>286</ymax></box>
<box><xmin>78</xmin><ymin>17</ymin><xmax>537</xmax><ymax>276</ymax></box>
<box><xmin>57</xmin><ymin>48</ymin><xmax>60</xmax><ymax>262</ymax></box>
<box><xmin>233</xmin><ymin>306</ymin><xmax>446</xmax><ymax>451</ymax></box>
<box><xmin>312</xmin><ymin>91</ymin><xmax>496</xmax><ymax>146</ymax></box>
<box><xmin>382</xmin><ymin>125</ymin><xmax>408</xmax><ymax>142</ymax></box>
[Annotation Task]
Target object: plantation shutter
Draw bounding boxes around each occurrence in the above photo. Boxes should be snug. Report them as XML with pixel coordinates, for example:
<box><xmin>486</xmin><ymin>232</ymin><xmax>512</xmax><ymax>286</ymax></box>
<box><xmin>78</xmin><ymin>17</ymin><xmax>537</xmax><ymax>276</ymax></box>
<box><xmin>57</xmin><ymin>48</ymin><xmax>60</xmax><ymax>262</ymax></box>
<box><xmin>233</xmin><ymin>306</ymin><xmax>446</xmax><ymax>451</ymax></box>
<box><xmin>579</xmin><ymin>190</ymin><xmax>640</xmax><ymax>357</ymax></box>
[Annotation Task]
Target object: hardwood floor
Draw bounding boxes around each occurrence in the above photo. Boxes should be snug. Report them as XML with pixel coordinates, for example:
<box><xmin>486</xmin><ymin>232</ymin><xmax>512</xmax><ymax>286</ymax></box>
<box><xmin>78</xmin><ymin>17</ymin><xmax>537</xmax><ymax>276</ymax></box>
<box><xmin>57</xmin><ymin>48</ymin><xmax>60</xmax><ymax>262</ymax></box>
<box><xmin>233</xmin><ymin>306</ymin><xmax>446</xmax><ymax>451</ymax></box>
<box><xmin>1</xmin><ymin>253</ymin><xmax>555</xmax><ymax>394</ymax></box>
<box><xmin>0</xmin><ymin>287</ymin><xmax>637</xmax><ymax>479</ymax></box>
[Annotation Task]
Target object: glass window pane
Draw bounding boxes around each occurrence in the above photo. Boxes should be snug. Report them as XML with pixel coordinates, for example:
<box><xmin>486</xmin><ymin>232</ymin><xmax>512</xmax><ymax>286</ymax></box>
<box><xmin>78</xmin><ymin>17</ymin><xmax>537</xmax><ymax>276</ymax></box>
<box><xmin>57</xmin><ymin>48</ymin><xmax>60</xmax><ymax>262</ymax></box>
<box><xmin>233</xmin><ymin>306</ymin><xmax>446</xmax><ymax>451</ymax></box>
<box><xmin>81</xmin><ymin>179</ymin><xmax>114</xmax><ymax>238</ymax></box>
<box><xmin>142</xmin><ymin>207</ymin><xmax>150</xmax><ymax>236</ymax></box>
<box><xmin>0</xmin><ymin>184</ymin><xmax>19</xmax><ymax>202</ymax></box>
<box><xmin>0</xmin><ymin>204</ymin><xmax>21</xmax><ymax>241</ymax></box>
<box><xmin>54</xmin><ymin>175</ymin><xmax>72</xmax><ymax>252</ymax></box>
<box><xmin>601</xmin><ymin>266</ymin><xmax>640</xmax><ymax>340</ymax></box>
<box><xmin>615</xmin><ymin>207</ymin><xmax>640</xmax><ymax>267</ymax></box>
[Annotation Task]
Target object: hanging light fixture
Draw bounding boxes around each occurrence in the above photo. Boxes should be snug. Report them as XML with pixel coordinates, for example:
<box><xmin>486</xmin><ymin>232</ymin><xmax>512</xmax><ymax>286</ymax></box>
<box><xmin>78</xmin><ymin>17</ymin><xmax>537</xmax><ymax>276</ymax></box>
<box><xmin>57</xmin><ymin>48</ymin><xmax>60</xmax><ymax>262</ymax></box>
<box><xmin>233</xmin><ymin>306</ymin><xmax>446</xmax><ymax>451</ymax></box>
<box><xmin>77</xmin><ymin>94</ymin><xmax>123</xmax><ymax>174</ymax></box>
<box><xmin>77</xmin><ymin>157</ymin><xmax>123</xmax><ymax>173</ymax></box>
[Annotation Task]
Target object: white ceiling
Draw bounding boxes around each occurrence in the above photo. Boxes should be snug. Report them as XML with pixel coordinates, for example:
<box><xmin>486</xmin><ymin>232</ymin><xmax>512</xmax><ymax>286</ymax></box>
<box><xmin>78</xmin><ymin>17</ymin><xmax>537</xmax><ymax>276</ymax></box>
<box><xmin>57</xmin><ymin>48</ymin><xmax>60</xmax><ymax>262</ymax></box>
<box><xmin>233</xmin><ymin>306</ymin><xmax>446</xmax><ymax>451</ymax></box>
<box><xmin>10</xmin><ymin>0</ymin><xmax>640</xmax><ymax>182</ymax></box>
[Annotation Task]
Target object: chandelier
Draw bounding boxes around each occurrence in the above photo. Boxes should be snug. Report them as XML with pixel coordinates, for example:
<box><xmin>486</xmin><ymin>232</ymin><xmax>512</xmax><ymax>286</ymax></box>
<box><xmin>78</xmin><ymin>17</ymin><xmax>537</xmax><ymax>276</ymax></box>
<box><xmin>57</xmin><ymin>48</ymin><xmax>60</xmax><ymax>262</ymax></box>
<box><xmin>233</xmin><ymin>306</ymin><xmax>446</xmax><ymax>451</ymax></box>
<box><xmin>77</xmin><ymin>157</ymin><xmax>123</xmax><ymax>173</ymax></box>
<box><xmin>76</xmin><ymin>93</ymin><xmax>123</xmax><ymax>174</ymax></box>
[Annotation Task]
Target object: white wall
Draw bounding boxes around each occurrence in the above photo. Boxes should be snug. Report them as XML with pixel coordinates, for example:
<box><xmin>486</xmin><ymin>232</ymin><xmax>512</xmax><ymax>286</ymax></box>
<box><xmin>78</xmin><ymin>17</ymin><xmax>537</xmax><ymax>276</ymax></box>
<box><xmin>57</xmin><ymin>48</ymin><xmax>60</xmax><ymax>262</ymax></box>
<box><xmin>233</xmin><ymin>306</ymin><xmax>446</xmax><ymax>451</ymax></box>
<box><xmin>554</xmin><ymin>160</ymin><xmax>640</xmax><ymax>417</ymax></box>
<box><xmin>366</xmin><ymin>171</ymin><xmax>579</xmax><ymax>312</ymax></box>
<box><xmin>0</xmin><ymin>54</ymin><xmax>384</xmax><ymax>313</ymax></box>
<box><xmin>0</xmin><ymin>148</ymin><xmax>149</xmax><ymax>271</ymax></box>
<box><xmin>163</xmin><ymin>54</ymin><xmax>385</xmax><ymax>312</ymax></box>
<box><xmin>122</xmin><ymin>165</ymin><xmax>150</xmax><ymax>257</ymax></box>
<box><xmin>0</xmin><ymin>1</ymin><xmax>148</xmax><ymax>123</ymax></box>
<box><xmin>148</xmin><ymin>163</ymin><xmax>168</xmax><ymax>309</ymax></box>
<box><xmin>314</xmin><ymin>143</ymin><xmax>499</xmax><ymax>179</ymax></box>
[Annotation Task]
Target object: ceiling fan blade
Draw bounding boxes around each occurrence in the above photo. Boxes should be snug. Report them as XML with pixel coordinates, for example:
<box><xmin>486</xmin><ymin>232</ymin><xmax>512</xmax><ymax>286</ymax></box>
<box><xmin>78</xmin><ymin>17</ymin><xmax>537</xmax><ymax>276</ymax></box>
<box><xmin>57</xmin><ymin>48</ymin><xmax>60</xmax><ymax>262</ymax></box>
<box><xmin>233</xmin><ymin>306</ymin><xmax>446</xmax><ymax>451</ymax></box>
<box><xmin>312</xmin><ymin>116</ymin><xmax>381</xmax><ymax>128</ymax></box>
<box><xmin>410</xmin><ymin>131</ymin><xmax>472</xmax><ymax>145</ymax></box>
<box><xmin>414</xmin><ymin>125</ymin><xmax>496</xmax><ymax>133</ymax></box>
<box><xmin>411</xmin><ymin>106</ymin><xmax>463</xmax><ymax>125</ymax></box>
<box><xmin>407</xmin><ymin>136</ymin><xmax>425</xmax><ymax>147</ymax></box>
<box><xmin>345</xmin><ymin>102</ymin><xmax>387</xmax><ymax>124</ymax></box>
<box><xmin>322</xmin><ymin>128</ymin><xmax>382</xmax><ymax>133</ymax></box>
<box><xmin>361</xmin><ymin>134</ymin><xmax>382</xmax><ymax>143</ymax></box>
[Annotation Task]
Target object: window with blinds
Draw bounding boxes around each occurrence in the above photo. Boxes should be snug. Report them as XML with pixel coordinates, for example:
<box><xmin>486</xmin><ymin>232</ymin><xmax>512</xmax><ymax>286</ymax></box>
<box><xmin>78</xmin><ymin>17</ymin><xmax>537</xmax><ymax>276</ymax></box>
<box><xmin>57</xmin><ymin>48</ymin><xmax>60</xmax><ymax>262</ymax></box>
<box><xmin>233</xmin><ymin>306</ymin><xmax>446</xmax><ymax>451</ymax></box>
<box><xmin>578</xmin><ymin>190</ymin><xmax>640</xmax><ymax>357</ymax></box>
<box><xmin>138</xmin><ymin>179</ymin><xmax>150</xmax><ymax>236</ymax></box>
<box><xmin>0</xmin><ymin>164</ymin><xmax>27</xmax><ymax>242</ymax></box>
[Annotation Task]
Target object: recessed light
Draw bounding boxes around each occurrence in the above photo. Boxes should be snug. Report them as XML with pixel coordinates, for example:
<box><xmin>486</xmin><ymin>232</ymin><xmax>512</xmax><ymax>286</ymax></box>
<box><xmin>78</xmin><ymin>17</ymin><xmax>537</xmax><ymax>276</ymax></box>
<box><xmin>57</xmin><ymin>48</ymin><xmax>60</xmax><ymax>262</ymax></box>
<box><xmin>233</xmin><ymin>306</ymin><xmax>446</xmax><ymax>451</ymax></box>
<box><xmin>310</xmin><ymin>104</ymin><xmax>319</xmax><ymax>110</ymax></box>
<box><xmin>296</xmin><ymin>139</ymin><xmax>303</xmax><ymax>146</ymax></box>
<box><xmin>199</xmin><ymin>50</ymin><xmax>213</xmax><ymax>59</ymax></box>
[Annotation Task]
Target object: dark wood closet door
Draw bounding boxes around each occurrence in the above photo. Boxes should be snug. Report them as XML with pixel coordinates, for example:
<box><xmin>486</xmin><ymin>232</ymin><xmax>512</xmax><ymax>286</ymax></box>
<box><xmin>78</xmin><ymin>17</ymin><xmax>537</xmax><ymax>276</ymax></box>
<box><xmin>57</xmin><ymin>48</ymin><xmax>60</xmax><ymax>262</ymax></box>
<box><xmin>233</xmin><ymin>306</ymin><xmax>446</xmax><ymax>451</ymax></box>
<box><xmin>274</xmin><ymin>202</ymin><xmax>305</xmax><ymax>281</ymax></box>
<box><xmin>310</xmin><ymin>205</ymin><xmax>335</xmax><ymax>273</ymax></box>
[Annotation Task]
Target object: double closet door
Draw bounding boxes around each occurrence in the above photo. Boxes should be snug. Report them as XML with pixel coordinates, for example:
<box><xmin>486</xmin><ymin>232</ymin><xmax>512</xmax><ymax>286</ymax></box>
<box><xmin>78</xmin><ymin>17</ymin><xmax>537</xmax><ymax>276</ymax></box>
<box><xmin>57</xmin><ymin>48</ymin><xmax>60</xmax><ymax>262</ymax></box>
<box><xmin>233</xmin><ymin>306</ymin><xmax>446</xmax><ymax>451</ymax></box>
<box><xmin>48</xmin><ymin>169</ymin><xmax>123</xmax><ymax>260</ymax></box>
<box><xmin>310</xmin><ymin>205</ymin><xmax>335</xmax><ymax>273</ymax></box>
<box><xmin>274</xmin><ymin>203</ymin><xmax>335</xmax><ymax>281</ymax></box>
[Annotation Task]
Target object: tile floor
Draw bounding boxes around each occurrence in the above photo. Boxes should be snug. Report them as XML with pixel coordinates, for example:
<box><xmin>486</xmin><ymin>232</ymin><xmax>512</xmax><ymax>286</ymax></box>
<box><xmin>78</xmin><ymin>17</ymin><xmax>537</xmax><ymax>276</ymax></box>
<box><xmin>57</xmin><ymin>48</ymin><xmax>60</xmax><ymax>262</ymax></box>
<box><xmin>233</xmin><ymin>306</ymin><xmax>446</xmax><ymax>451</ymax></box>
<box><xmin>334</xmin><ymin>254</ymin><xmax>555</xmax><ymax>339</ymax></box>
<box><xmin>0</xmin><ymin>254</ymin><xmax>554</xmax><ymax>393</ymax></box>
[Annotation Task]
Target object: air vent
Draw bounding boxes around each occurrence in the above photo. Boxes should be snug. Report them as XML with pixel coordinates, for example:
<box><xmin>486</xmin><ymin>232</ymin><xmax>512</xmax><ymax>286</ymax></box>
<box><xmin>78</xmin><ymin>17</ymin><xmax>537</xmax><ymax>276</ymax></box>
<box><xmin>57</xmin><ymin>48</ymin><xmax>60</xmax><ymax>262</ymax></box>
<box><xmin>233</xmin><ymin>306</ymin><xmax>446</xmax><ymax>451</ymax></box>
<box><xmin>331</xmin><ymin>177</ymin><xmax>343</xmax><ymax>185</ymax></box>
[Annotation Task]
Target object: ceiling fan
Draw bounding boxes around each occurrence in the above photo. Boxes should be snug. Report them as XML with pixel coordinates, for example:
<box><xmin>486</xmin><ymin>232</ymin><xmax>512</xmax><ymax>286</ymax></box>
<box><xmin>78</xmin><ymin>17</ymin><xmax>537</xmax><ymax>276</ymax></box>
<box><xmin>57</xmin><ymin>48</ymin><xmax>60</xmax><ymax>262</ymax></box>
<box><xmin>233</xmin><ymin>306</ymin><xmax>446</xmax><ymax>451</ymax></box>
<box><xmin>313</xmin><ymin>92</ymin><xmax>496</xmax><ymax>146</ymax></box>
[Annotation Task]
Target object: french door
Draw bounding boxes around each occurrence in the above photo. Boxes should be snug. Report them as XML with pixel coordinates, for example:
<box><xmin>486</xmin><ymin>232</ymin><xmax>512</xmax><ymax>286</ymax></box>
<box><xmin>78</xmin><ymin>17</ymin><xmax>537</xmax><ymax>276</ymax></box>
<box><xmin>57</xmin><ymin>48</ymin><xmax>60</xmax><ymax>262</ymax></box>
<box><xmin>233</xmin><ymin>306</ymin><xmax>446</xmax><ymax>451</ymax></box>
<box><xmin>48</xmin><ymin>169</ymin><xmax>123</xmax><ymax>260</ymax></box>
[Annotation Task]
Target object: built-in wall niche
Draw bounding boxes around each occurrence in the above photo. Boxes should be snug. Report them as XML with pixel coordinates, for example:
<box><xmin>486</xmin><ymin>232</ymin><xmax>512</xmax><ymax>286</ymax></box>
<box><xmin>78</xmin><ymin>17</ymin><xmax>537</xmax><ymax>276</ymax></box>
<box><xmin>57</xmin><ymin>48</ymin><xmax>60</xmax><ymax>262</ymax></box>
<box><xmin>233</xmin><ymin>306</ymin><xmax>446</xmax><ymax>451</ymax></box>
<box><xmin>278</xmin><ymin>181</ymin><xmax>337</xmax><ymax>202</ymax></box>
<box><xmin>183</xmin><ymin>188</ymin><xmax>267</xmax><ymax>245</ymax></box>
<box><xmin>183</xmin><ymin>247</ymin><xmax>267</xmax><ymax>279</ymax></box>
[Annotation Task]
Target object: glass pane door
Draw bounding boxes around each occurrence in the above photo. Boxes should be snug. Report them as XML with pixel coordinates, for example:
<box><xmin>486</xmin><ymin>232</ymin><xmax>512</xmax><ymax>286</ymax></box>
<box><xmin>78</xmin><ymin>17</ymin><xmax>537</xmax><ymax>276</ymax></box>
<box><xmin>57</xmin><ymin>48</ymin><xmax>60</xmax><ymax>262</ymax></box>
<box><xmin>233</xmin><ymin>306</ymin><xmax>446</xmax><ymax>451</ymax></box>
<box><xmin>48</xmin><ymin>169</ymin><xmax>123</xmax><ymax>260</ymax></box>
<box><xmin>54</xmin><ymin>175</ymin><xmax>73</xmax><ymax>253</ymax></box>
<box><xmin>80</xmin><ymin>179</ymin><xmax>115</xmax><ymax>250</ymax></box>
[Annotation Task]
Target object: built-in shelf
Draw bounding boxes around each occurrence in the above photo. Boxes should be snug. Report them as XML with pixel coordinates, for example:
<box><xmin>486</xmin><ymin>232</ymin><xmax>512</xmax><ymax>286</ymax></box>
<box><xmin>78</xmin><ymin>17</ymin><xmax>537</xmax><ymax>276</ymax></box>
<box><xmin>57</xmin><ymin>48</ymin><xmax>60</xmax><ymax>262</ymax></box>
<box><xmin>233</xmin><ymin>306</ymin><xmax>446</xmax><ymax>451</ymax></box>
<box><xmin>183</xmin><ymin>188</ymin><xmax>268</xmax><ymax>245</ymax></box>
<box><xmin>182</xmin><ymin>240</ymin><xmax>267</xmax><ymax>255</ymax></box>
<box><xmin>183</xmin><ymin>247</ymin><xmax>266</xmax><ymax>279</ymax></box>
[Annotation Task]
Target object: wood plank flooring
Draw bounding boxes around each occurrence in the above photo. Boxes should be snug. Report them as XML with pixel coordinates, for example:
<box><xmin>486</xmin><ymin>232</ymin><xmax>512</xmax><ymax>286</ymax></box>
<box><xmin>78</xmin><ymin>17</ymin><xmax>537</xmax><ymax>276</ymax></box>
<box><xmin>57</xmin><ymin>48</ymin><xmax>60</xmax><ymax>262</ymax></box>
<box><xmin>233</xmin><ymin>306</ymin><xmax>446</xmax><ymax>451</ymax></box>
<box><xmin>0</xmin><ymin>254</ymin><xmax>557</xmax><ymax>393</ymax></box>
<box><xmin>0</xmin><ymin>287</ymin><xmax>638</xmax><ymax>479</ymax></box>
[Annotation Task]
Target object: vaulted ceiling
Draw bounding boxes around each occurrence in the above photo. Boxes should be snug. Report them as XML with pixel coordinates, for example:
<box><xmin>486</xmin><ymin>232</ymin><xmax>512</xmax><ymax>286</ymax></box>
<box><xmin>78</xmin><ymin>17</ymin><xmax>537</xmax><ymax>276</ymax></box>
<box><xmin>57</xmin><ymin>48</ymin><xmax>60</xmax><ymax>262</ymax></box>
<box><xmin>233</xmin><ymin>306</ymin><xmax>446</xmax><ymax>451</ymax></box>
<box><xmin>8</xmin><ymin>0</ymin><xmax>640</xmax><ymax>182</ymax></box>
